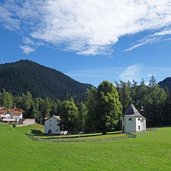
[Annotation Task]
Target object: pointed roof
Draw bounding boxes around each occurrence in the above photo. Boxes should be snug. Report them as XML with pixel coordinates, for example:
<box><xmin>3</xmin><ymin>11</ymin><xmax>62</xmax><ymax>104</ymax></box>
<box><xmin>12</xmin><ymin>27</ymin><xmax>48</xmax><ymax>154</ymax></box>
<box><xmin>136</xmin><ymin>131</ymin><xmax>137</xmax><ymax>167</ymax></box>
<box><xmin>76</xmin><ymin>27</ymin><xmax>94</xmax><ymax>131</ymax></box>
<box><xmin>124</xmin><ymin>104</ymin><xmax>142</xmax><ymax>116</ymax></box>
<box><xmin>53</xmin><ymin>115</ymin><xmax>61</xmax><ymax>120</ymax></box>
<box><xmin>45</xmin><ymin>115</ymin><xmax>61</xmax><ymax>121</ymax></box>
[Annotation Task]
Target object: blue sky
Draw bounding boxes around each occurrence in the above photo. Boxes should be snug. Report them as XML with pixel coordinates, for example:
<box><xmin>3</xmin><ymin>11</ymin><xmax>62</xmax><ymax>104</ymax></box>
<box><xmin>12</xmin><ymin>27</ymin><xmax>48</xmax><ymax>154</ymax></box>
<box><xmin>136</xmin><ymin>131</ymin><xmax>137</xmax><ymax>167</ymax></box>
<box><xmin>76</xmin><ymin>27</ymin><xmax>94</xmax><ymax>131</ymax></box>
<box><xmin>0</xmin><ymin>0</ymin><xmax>171</xmax><ymax>86</ymax></box>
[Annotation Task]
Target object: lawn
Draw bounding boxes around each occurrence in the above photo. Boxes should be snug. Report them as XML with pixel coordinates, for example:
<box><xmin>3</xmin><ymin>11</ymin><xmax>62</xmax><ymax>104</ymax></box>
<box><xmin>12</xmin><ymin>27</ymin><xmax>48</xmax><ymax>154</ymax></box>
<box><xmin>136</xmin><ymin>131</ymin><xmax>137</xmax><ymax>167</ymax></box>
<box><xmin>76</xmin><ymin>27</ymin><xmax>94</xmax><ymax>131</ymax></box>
<box><xmin>0</xmin><ymin>123</ymin><xmax>171</xmax><ymax>171</ymax></box>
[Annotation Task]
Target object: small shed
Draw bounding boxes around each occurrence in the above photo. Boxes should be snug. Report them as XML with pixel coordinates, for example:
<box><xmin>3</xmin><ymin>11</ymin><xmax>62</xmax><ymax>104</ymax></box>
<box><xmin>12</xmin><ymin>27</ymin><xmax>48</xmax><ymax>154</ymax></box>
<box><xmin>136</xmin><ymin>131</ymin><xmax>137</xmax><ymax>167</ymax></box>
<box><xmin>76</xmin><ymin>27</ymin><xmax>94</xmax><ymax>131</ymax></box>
<box><xmin>122</xmin><ymin>104</ymin><xmax>146</xmax><ymax>133</ymax></box>
<box><xmin>44</xmin><ymin>115</ymin><xmax>61</xmax><ymax>135</ymax></box>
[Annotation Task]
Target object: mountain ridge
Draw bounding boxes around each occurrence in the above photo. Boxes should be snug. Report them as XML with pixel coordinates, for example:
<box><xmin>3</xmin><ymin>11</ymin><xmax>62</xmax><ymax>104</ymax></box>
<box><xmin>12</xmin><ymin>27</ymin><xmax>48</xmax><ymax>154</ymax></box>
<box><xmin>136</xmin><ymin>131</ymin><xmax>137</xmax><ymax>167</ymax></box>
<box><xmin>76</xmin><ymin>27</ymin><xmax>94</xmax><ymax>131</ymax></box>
<box><xmin>0</xmin><ymin>60</ymin><xmax>92</xmax><ymax>101</ymax></box>
<box><xmin>158</xmin><ymin>77</ymin><xmax>171</xmax><ymax>94</ymax></box>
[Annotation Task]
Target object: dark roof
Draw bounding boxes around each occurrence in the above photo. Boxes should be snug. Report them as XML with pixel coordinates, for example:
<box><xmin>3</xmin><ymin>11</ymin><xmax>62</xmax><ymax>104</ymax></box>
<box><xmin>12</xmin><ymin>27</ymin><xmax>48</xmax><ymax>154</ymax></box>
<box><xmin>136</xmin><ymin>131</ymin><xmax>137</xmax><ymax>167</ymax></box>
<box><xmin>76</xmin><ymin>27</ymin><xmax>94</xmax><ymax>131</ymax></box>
<box><xmin>124</xmin><ymin>104</ymin><xmax>142</xmax><ymax>116</ymax></box>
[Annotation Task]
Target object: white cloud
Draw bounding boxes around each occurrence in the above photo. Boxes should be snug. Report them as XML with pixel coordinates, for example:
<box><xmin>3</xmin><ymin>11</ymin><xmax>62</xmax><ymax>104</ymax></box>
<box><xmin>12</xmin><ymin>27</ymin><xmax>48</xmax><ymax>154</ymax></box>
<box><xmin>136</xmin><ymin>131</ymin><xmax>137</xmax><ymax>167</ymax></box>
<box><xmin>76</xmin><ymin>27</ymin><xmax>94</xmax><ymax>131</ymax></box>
<box><xmin>119</xmin><ymin>64</ymin><xmax>142</xmax><ymax>81</ymax></box>
<box><xmin>67</xmin><ymin>64</ymin><xmax>143</xmax><ymax>85</ymax></box>
<box><xmin>125</xmin><ymin>28</ymin><xmax>171</xmax><ymax>51</ymax></box>
<box><xmin>147</xmin><ymin>74</ymin><xmax>153</xmax><ymax>77</ymax></box>
<box><xmin>153</xmin><ymin>29</ymin><xmax>171</xmax><ymax>36</ymax></box>
<box><xmin>0</xmin><ymin>0</ymin><xmax>171</xmax><ymax>54</ymax></box>
<box><xmin>19</xmin><ymin>45</ymin><xmax>35</xmax><ymax>54</ymax></box>
<box><xmin>124</xmin><ymin>36</ymin><xmax>161</xmax><ymax>51</ymax></box>
<box><xmin>22</xmin><ymin>37</ymin><xmax>35</xmax><ymax>46</ymax></box>
<box><xmin>0</xmin><ymin>6</ymin><xmax>20</xmax><ymax>30</ymax></box>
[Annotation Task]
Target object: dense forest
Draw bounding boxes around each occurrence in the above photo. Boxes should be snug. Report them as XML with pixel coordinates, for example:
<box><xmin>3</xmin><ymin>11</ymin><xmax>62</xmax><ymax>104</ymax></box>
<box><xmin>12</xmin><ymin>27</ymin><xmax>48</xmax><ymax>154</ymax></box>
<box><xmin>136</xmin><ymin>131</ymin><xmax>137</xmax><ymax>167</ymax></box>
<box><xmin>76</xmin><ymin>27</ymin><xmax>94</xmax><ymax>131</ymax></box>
<box><xmin>1</xmin><ymin>76</ymin><xmax>171</xmax><ymax>134</ymax></box>
<box><xmin>0</xmin><ymin>60</ymin><xmax>92</xmax><ymax>101</ymax></box>
<box><xmin>115</xmin><ymin>76</ymin><xmax>170</xmax><ymax>127</ymax></box>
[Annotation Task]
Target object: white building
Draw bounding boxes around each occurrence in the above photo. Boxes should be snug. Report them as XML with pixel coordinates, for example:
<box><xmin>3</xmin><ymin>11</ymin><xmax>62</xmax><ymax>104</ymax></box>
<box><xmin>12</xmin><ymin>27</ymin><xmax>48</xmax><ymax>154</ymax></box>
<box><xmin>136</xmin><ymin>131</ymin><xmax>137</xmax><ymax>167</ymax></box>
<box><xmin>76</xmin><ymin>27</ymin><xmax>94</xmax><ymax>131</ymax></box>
<box><xmin>10</xmin><ymin>108</ymin><xmax>24</xmax><ymax>124</ymax></box>
<box><xmin>44</xmin><ymin>115</ymin><xmax>61</xmax><ymax>135</ymax></box>
<box><xmin>0</xmin><ymin>107</ymin><xmax>24</xmax><ymax>124</ymax></box>
<box><xmin>122</xmin><ymin>104</ymin><xmax>146</xmax><ymax>133</ymax></box>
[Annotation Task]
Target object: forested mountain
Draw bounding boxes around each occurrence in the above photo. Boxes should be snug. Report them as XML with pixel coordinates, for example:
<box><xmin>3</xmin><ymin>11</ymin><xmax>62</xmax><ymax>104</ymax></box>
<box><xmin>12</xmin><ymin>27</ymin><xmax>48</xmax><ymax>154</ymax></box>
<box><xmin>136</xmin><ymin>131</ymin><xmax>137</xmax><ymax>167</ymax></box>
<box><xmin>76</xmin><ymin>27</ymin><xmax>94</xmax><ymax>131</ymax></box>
<box><xmin>0</xmin><ymin>60</ymin><xmax>92</xmax><ymax>101</ymax></box>
<box><xmin>159</xmin><ymin>77</ymin><xmax>171</xmax><ymax>94</ymax></box>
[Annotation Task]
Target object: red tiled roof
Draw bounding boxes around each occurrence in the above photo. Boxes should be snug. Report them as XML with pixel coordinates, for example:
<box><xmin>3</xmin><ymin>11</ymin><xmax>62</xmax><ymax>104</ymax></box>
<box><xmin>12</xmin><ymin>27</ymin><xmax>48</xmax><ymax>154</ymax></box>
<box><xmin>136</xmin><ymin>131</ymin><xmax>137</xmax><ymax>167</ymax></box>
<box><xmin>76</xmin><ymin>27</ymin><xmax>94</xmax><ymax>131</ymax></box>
<box><xmin>0</xmin><ymin>107</ymin><xmax>8</xmax><ymax>114</ymax></box>
<box><xmin>0</xmin><ymin>107</ymin><xmax>24</xmax><ymax>115</ymax></box>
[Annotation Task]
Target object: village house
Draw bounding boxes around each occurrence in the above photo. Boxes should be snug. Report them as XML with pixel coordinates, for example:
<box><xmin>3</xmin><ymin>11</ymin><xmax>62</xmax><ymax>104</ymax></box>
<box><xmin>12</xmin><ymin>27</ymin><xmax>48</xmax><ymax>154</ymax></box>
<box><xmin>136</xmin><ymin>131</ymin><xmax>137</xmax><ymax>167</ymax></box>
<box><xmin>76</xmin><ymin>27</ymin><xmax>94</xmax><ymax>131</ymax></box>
<box><xmin>0</xmin><ymin>107</ymin><xmax>9</xmax><ymax>120</ymax></box>
<box><xmin>44</xmin><ymin>115</ymin><xmax>61</xmax><ymax>135</ymax></box>
<box><xmin>122</xmin><ymin>104</ymin><xmax>146</xmax><ymax>133</ymax></box>
<box><xmin>0</xmin><ymin>107</ymin><xmax>24</xmax><ymax>124</ymax></box>
<box><xmin>9</xmin><ymin>108</ymin><xmax>24</xmax><ymax>124</ymax></box>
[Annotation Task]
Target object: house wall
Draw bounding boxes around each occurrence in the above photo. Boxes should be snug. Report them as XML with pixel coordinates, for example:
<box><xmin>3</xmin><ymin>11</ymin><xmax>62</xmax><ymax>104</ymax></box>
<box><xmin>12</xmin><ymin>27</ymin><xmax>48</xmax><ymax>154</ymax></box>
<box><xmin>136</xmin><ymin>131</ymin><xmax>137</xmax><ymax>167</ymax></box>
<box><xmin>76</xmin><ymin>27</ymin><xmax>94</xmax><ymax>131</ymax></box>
<box><xmin>122</xmin><ymin>116</ymin><xmax>136</xmax><ymax>133</ymax></box>
<box><xmin>13</xmin><ymin>114</ymin><xmax>23</xmax><ymax>120</ymax></box>
<box><xmin>143</xmin><ymin>119</ymin><xmax>146</xmax><ymax>131</ymax></box>
<box><xmin>45</xmin><ymin>117</ymin><xmax>60</xmax><ymax>134</ymax></box>
<box><xmin>122</xmin><ymin>116</ymin><xmax>146</xmax><ymax>133</ymax></box>
<box><xmin>135</xmin><ymin>117</ymin><xmax>146</xmax><ymax>132</ymax></box>
<box><xmin>2</xmin><ymin>118</ymin><xmax>15</xmax><ymax>122</ymax></box>
<box><xmin>2</xmin><ymin>114</ymin><xmax>11</xmax><ymax>119</ymax></box>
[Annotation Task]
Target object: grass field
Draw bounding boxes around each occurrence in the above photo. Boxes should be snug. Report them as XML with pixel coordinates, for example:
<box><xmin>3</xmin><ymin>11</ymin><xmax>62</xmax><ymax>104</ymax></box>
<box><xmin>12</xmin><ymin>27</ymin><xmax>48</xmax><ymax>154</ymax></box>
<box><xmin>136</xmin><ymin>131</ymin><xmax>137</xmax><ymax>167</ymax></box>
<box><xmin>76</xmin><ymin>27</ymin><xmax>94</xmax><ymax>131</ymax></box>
<box><xmin>0</xmin><ymin>123</ymin><xmax>171</xmax><ymax>171</ymax></box>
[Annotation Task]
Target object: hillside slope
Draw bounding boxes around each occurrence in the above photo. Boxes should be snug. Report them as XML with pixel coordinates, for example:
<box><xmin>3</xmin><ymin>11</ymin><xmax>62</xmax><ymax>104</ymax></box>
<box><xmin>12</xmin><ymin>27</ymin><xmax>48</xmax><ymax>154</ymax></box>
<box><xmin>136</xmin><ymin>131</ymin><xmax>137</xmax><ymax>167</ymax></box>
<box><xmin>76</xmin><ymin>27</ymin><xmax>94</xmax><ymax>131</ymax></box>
<box><xmin>158</xmin><ymin>77</ymin><xmax>171</xmax><ymax>94</ymax></box>
<box><xmin>0</xmin><ymin>60</ymin><xmax>92</xmax><ymax>101</ymax></box>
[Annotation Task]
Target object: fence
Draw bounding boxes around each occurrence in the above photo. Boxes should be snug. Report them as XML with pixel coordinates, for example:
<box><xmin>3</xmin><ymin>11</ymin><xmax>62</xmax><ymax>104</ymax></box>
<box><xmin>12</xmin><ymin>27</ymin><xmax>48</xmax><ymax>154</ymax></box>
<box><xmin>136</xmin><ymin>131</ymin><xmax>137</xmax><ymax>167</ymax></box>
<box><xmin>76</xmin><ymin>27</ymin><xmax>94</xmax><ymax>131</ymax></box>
<box><xmin>25</xmin><ymin>132</ymin><xmax>137</xmax><ymax>143</ymax></box>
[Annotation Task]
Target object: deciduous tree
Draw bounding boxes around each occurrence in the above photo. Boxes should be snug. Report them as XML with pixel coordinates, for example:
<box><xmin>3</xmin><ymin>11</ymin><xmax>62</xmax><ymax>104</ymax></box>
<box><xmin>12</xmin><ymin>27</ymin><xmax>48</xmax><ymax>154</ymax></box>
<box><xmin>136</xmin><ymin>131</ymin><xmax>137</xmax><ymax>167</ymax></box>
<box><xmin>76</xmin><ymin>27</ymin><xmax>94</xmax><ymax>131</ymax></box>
<box><xmin>96</xmin><ymin>81</ymin><xmax>122</xmax><ymax>134</ymax></box>
<box><xmin>59</xmin><ymin>98</ymin><xmax>78</xmax><ymax>132</ymax></box>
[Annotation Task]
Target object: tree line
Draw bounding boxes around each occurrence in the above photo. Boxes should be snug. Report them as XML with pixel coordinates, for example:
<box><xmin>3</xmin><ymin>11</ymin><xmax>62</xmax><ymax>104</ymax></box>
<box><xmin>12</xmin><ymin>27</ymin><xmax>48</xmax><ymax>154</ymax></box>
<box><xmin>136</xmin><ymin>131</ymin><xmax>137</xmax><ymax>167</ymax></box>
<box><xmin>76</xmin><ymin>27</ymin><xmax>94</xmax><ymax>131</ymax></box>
<box><xmin>115</xmin><ymin>76</ymin><xmax>170</xmax><ymax>127</ymax></box>
<box><xmin>0</xmin><ymin>76</ymin><xmax>171</xmax><ymax>134</ymax></box>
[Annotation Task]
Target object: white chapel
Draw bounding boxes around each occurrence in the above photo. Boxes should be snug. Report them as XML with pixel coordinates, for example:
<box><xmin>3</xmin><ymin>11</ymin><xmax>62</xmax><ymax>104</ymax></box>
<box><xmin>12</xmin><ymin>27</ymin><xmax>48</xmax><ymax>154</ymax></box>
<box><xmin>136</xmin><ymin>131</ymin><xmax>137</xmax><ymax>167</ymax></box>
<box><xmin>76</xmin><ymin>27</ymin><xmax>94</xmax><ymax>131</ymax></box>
<box><xmin>122</xmin><ymin>104</ymin><xmax>146</xmax><ymax>133</ymax></box>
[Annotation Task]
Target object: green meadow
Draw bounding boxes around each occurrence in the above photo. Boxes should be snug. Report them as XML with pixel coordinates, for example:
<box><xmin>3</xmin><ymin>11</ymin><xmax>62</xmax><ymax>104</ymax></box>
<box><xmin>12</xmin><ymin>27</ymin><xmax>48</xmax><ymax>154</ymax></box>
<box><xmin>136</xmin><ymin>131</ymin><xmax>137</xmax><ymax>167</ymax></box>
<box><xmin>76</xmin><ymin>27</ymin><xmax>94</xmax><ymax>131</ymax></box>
<box><xmin>0</xmin><ymin>124</ymin><xmax>171</xmax><ymax>171</ymax></box>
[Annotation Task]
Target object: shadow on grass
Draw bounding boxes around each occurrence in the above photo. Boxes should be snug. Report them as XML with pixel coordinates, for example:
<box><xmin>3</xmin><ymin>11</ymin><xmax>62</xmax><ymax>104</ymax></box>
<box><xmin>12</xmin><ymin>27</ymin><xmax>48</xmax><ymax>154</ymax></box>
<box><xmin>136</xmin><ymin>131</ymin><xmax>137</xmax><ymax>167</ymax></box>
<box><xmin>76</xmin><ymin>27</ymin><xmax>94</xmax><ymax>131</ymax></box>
<box><xmin>31</xmin><ymin>129</ymin><xmax>44</xmax><ymax>136</ymax></box>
